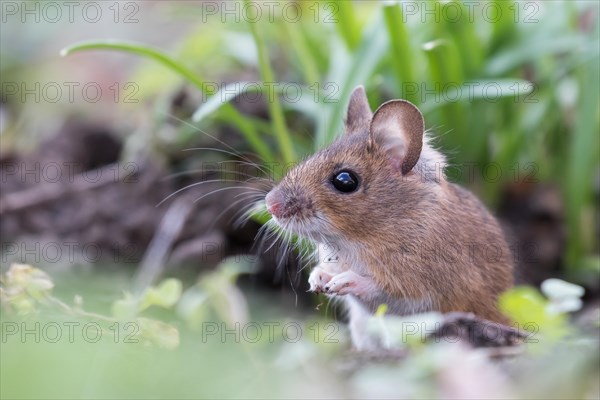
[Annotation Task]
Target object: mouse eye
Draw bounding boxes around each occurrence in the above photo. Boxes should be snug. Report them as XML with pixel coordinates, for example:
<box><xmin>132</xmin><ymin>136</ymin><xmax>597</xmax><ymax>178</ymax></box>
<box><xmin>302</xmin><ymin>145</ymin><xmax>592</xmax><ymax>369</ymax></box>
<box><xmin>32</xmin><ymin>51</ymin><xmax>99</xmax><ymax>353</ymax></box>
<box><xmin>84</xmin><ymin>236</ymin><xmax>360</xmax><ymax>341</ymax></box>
<box><xmin>331</xmin><ymin>170</ymin><xmax>359</xmax><ymax>193</ymax></box>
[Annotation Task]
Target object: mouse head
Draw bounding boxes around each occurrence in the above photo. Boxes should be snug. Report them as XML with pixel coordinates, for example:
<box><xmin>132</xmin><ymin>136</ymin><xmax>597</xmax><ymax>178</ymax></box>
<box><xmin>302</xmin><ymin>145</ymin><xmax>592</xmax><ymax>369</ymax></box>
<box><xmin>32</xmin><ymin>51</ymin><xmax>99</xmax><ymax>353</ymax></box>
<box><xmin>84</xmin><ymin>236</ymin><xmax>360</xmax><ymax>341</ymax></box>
<box><xmin>265</xmin><ymin>86</ymin><xmax>441</xmax><ymax>243</ymax></box>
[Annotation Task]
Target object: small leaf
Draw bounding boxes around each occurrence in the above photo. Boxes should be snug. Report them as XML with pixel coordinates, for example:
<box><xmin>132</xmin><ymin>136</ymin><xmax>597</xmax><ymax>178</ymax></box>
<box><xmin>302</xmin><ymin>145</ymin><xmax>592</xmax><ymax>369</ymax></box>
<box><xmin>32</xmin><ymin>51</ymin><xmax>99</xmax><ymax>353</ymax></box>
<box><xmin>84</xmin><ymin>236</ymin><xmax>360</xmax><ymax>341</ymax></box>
<box><xmin>499</xmin><ymin>286</ymin><xmax>570</xmax><ymax>343</ymax></box>
<box><xmin>152</xmin><ymin>278</ymin><xmax>183</xmax><ymax>308</ymax></box>
<box><xmin>12</xmin><ymin>295</ymin><xmax>36</xmax><ymax>315</ymax></box>
<box><xmin>176</xmin><ymin>287</ymin><xmax>209</xmax><ymax>329</ymax></box>
<box><xmin>5</xmin><ymin>264</ymin><xmax>54</xmax><ymax>299</ymax></box>
<box><xmin>499</xmin><ymin>286</ymin><xmax>548</xmax><ymax>329</ymax></box>
<box><xmin>136</xmin><ymin>317</ymin><xmax>180</xmax><ymax>350</ymax></box>
<box><xmin>139</xmin><ymin>279</ymin><xmax>182</xmax><ymax>311</ymax></box>
<box><xmin>375</xmin><ymin>304</ymin><xmax>388</xmax><ymax>317</ymax></box>
<box><xmin>111</xmin><ymin>293</ymin><xmax>139</xmax><ymax>319</ymax></box>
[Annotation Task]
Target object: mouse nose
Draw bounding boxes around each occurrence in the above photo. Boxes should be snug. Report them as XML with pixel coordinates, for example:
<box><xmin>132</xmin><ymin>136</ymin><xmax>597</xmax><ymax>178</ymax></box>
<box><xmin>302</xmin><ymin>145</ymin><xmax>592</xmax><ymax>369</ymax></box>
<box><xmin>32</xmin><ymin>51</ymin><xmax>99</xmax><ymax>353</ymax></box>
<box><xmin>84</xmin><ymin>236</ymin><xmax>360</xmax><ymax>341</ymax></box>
<box><xmin>265</xmin><ymin>190</ymin><xmax>283</xmax><ymax>218</ymax></box>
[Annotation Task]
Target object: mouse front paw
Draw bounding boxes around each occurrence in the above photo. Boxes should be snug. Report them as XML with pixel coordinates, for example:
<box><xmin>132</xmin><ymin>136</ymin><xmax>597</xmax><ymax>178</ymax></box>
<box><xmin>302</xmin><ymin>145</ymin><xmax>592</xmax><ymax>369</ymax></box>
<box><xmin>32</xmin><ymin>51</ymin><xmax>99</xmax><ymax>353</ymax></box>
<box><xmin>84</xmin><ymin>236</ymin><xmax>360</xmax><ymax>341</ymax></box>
<box><xmin>308</xmin><ymin>267</ymin><xmax>334</xmax><ymax>294</ymax></box>
<box><xmin>323</xmin><ymin>271</ymin><xmax>376</xmax><ymax>300</ymax></box>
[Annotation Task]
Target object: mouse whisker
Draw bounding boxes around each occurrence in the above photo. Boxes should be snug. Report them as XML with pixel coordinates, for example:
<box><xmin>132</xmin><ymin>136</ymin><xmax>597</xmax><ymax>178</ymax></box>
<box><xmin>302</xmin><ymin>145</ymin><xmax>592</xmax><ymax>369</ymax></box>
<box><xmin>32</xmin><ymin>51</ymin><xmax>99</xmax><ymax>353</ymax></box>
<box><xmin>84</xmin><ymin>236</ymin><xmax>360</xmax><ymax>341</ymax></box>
<box><xmin>252</xmin><ymin>219</ymin><xmax>281</xmax><ymax>256</ymax></box>
<box><xmin>231</xmin><ymin>199</ymin><xmax>265</xmax><ymax>228</ymax></box>
<box><xmin>205</xmin><ymin>193</ymin><xmax>265</xmax><ymax>232</ymax></box>
<box><xmin>215</xmin><ymin>160</ymin><xmax>274</xmax><ymax>179</ymax></box>
<box><xmin>163</xmin><ymin>112</ymin><xmax>265</xmax><ymax>166</ymax></box>
<box><xmin>157</xmin><ymin>180</ymin><xmax>263</xmax><ymax>207</ymax></box>
<box><xmin>161</xmin><ymin>169</ymin><xmax>273</xmax><ymax>189</ymax></box>
<box><xmin>191</xmin><ymin>186</ymin><xmax>264</xmax><ymax>205</ymax></box>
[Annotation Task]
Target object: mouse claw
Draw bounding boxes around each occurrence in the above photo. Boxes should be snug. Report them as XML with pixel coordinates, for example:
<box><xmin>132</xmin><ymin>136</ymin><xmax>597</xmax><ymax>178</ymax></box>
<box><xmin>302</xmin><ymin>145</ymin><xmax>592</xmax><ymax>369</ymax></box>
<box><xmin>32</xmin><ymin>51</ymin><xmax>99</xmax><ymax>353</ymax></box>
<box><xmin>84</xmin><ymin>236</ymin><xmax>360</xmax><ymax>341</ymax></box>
<box><xmin>308</xmin><ymin>267</ymin><xmax>333</xmax><ymax>295</ymax></box>
<box><xmin>307</xmin><ymin>286</ymin><xmax>321</xmax><ymax>294</ymax></box>
<box><xmin>323</xmin><ymin>270</ymin><xmax>377</xmax><ymax>299</ymax></box>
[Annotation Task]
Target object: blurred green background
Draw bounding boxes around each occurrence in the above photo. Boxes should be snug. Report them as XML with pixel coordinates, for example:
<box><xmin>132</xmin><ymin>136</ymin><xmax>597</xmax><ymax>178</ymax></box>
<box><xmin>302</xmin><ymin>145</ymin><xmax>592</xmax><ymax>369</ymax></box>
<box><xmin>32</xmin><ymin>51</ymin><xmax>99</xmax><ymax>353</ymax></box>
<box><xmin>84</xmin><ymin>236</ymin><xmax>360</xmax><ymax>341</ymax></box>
<box><xmin>1</xmin><ymin>1</ymin><xmax>599</xmax><ymax>399</ymax></box>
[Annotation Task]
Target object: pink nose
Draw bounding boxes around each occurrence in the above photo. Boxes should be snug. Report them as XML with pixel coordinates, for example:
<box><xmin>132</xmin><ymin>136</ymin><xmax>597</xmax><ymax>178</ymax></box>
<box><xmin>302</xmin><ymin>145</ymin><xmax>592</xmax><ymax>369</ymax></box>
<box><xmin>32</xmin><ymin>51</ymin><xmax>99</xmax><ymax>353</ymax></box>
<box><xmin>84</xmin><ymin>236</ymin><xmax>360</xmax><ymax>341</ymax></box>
<box><xmin>265</xmin><ymin>190</ymin><xmax>283</xmax><ymax>218</ymax></box>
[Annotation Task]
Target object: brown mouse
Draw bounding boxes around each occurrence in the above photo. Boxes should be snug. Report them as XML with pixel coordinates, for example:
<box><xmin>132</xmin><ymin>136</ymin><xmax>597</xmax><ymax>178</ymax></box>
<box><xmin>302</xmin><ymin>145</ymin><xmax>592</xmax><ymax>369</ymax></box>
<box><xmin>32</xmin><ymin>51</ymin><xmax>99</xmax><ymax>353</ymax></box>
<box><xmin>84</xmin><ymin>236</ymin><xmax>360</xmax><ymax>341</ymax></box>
<box><xmin>264</xmin><ymin>86</ymin><xmax>513</xmax><ymax>349</ymax></box>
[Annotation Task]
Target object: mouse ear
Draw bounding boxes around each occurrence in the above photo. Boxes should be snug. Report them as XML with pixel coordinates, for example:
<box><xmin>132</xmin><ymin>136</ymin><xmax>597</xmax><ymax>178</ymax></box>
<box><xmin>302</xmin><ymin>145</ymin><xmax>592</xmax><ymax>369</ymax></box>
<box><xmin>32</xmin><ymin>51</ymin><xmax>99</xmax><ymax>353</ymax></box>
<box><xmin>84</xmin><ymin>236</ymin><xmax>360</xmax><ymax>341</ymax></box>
<box><xmin>369</xmin><ymin>100</ymin><xmax>424</xmax><ymax>175</ymax></box>
<box><xmin>344</xmin><ymin>85</ymin><xmax>373</xmax><ymax>134</ymax></box>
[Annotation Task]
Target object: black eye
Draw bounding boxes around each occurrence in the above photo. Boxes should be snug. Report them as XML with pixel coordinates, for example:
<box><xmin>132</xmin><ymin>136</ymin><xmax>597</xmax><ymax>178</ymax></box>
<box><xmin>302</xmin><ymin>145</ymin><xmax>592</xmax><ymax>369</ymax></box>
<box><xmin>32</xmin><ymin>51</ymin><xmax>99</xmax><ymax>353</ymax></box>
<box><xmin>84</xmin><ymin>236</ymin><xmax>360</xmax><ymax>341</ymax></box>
<box><xmin>331</xmin><ymin>170</ymin><xmax>359</xmax><ymax>193</ymax></box>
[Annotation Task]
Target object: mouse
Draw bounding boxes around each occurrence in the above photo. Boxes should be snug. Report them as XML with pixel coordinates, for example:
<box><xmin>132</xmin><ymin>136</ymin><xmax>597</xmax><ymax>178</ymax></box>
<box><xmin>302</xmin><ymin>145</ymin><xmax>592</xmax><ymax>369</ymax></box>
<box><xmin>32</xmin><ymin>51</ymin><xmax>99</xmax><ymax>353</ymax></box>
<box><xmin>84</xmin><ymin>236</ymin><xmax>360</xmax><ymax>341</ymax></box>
<box><xmin>264</xmin><ymin>86</ymin><xmax>513</xmax><ymax>350</ymax></box>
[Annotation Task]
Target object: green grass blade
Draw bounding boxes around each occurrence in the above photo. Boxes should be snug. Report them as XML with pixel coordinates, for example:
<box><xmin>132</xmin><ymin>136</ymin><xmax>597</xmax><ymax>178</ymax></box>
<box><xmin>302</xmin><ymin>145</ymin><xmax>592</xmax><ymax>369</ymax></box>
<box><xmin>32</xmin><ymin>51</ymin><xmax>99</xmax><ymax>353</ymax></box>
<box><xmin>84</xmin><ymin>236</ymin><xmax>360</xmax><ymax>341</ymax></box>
<box><xmin>192</xmin><ymin>82</ymin><xmax>264</xmax><ymax>122</ymax></box>
<box><xmin>486</xmin><ymin>34</ymin><xmax>590</xmax><ymax>76</ymax></box>
<box><xmin>441</xmin><ymin>1</ymin><xmax>484</xmax><ymax>77</ymax></box>
<box><xmin>446</xmin><ymin>79</ymin><xmax>533</xmax><ymax>101</ymax></box>
<box><xmin>245</xmin><ymin>2</ymin><xmax>296</xmax><ymax>164</ymax></box>
<box><xmin>61</xmin><ymin>40</ymin><xmax>271</xmax><ymax>163</ymax></box>
<box><xmin>318</xmin><ymin>12</ymin><xmax>388</xmax><ymax>148</ymax></box>
<box><xmin>489</xmin><ymin>0</ymin><xmax>518</xmax><ymax>54</ymax></box>
<box><xmin>383</xmin><ymin>3</ymin><xmax>416</xmax><ymax>103</ymax></box>
<box><xmin>283</xmin><ymin>22</ymin><xmax>321</xmax><ymax>86</ymax></box>
<box><xmin>565</xmin><ymin>57</ymin><xmax>600</xmax><ymax>269</ymax></box>
<box><xmin>217</xmin><ymin>107</ymin><xmax>275</xmax><ymax>163</ymax></box>
<box><xmin>61</xmin><ymin>40</ymin><xmax>207</xmax><ymax>93</ymax></box>
<box><xmin>422</xmin><ymin>39</ymin><xmax>467</xmax><ymax>154</ymax></box>
<box><xmin>334</xmin><ymin>0</ymin><xmax>361</xmax><ymax>50</ymax></box>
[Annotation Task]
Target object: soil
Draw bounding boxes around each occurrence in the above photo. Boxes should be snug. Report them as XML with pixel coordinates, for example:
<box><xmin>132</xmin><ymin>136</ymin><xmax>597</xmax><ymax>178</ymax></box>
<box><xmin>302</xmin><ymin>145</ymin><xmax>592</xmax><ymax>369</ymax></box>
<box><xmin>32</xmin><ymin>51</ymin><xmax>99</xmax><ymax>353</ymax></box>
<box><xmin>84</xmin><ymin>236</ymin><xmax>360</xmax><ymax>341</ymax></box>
<box><xmin>0</xmin><ymin>108</ymin><xmax>589</xmax><ymax>312</ymax></box>
<box><xmin>0</xmin><ymin>117</ymin><xmax>307</xmax><ymax>303</ymax></box>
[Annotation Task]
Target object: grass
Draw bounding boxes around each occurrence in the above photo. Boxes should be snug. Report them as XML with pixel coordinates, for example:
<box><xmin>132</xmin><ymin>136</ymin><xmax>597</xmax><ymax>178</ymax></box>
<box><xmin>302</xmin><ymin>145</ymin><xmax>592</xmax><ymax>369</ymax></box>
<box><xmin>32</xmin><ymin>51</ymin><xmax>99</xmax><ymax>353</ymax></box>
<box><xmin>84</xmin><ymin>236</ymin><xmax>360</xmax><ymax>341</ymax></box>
<box><xmin>2</xmin><ymin>2</ymin><xmax>599</xmax><ymax>399</ymax></box>
<box><xmin>59</xmin><ymin>1</ymin><xmax>599</xmax><ymax>273</ymax></box>
<box><xmin>1</xmin><ymin>262</ymin><xmax>597</xmax><ymax>399</ymax></box>
<box><xmin>245</xmin><ymin>0</ymin><xmax>296</xmax><ymax>164</ymax></box>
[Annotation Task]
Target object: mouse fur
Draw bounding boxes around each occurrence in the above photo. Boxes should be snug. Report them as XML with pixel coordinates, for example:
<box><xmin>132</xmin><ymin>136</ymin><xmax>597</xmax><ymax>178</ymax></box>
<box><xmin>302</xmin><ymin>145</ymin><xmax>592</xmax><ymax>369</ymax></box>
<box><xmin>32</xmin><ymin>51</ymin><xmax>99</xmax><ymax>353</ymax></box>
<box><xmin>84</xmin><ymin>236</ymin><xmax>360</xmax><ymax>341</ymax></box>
<box><xmin>265</xmin><ymin>86</ymin><xmax>513</xmax><ymax>350</ymax></box>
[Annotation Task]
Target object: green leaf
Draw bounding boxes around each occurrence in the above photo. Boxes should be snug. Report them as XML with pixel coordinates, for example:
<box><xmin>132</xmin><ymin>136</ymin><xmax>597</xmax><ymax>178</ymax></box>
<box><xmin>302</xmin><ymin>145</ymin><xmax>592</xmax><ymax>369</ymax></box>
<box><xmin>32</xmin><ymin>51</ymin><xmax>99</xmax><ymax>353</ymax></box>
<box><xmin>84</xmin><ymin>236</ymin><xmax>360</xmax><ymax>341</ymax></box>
<box><xmin>283</xmin><ymin>22</ymin><xmax>321</xmax><ymax>86</ymax></box>
<box><xmin>499</xmin><ymin>286</ymin><xmax>549</xmax><ymax>328</ymax></box>
<box><xmin>441</xmin><ymin>1</ymin><xmax>484</xmax><ymax>77</ymax></box>
<box><xmin>213</xmin><ymin>106</ymin><xmax>276</xmax><ymax>163</ymax></box>
<box><xmin>420</xmin><ymin>78</ymin><xmax>535</xmax><ymax>116</ymax></box>
<box><xmin>318</xmin><ymin>11</ymin><xmax>388</xmax><ymax>148</ymax></box>
<box><xmin>153</xmin><ymin>278</ymin><xmax>183</xmax><ymax>307</ymax></box>
<box><xmin>193</xmin><ymin>81</ymin><xmax>310</xmax><ymax>123</ymax></box>
<box><xmin>383</xmin><ymin>3</ymin><xmax>416</xmax><ymax>103</ymax></box>
<box><xmin>136</xmin><ymin>317</ymin><xmax>180</xmax><ymax>350</ymax></box>
<box><xmin>60</xmin><ymin>40</ymin><xmax>207</xmax><ymax>92</ymax></box>
<box><xmin>565</xmin><ymin>56</ymin><xmax>600</xmax><ymax>267</ymax></box>
<box><xmin>422</xmin><ymin>38</ymin><xmax>467</xmax><ymax>153</ymax></box>
<box><xmin>192</xmin><ymin>82</ymin><xmax>262</xmax><ymax>122</ymax></box>
<box><xmin>334</xmin><ymin>0</ymin><xmax>361</xmax><ymax>50</ymax></box>
<box><xmin>245</xmin><ymin>2</ymin><xmax>296</xmax><ymax>164</ymax></box>
<box><xmin>5</xmin><ymin>264</ymin><xmax>54</xmax><ymax>300</ymax></box>
<box><xmin>499</xmin><ymin>286</ymin><xmax>570</xmax><ymax>343</ymax></box>
<box><xmin>61</xmin><ymin>39</ymin><xmax>270</xmax><ymax>164</ymax></box>
<box><xmin>111</xmin><ymin>293</ymin><xmax>139</xmax><ymax>319</ymax></box>
<box><xmin>11</xmin><ymin>295</ymin><xmax>36</xmax><ymax>315</ymax></box>
<box><xmin>176</xmin><ymin>286</ymin><xmax>209</xmax><ymax>329</ymax></box>
<box><xmin>140</xmin><ymin>278</ymin><xmax>182</xmax><ymax>310</ymax></box>
<box><xmin>486</xmin><ymin>34</ymin><xmax>591</xmax><ymax>75</ymax></box>
<box><xmin>375</xmin><ymin>303</ymin><xmax>388</xmax><ymax>317</ymax></box>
